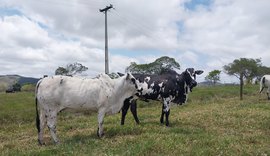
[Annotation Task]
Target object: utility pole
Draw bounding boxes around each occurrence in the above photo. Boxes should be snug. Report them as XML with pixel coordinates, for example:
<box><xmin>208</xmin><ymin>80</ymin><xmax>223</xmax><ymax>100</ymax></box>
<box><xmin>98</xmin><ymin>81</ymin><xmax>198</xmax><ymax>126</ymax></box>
<box><xmin>100</xmin><ymin>4</ymin><xmax>113</xmax><ymax>74</ymax></box>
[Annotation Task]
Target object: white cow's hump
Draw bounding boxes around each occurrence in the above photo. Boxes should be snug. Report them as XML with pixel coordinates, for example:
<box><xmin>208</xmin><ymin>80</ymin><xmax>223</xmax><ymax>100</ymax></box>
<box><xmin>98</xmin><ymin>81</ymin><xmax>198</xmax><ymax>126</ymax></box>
<box><xmin>263</xmin><ymin>75</ymin><xmax>270</xmax><ymax>80</ymax></box>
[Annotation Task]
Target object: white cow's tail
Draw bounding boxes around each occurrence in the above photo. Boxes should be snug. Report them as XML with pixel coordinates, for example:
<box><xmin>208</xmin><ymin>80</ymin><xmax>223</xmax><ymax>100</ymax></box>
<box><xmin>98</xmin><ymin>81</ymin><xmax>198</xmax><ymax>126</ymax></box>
<box><xmin>36</xmin><ymin>97</ymin><xmax>40</xmax><ymax>132</ymax></box>
<box><xmin>35</xmin><ymin>80</ymin><xmax>42</xmax><ymax>133</ymax></box>
<box><xmin>259</xmin><ymin>76</ymin><xmax>266</xmax><ymax>93</ymax></box>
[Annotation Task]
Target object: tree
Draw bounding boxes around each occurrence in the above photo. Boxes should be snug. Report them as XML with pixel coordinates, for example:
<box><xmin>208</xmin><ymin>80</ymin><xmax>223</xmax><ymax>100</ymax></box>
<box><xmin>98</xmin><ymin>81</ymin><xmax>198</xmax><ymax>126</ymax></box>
<box><xmin>205</xmin><ymin>70</ymin><xmax>221</xmax><ymax>85</ymax></box>
<box><xmin>125</xmin><ymin>56</ymin><xmax>180</xmax><ymax>74</ymax></box>
<box><xmin>108</xmin><ymin>72</ymin><xmax>120</xmax><ymax>79</ymax></box>
<box><xmin>55</xmin><ymin>67</ymin><xmax>68</xmax><ymax>76</ymax></box>
<box><xmin>255</xmin><ymin>66</ymin><xmax>270</xmax><ymax>83</ymax></box>
<box><xmin>12</xmin><ymin>83</ymin><xmax>21</xmax><ymax>92</ymax></box>
<box><xmin>55</xmin><ymin>62</ymin><xmax>88</xmax><ymax>76</ymax></box>
<box><xmin>223</xmin><ymin>58</ymin><xmax>262</xmax><ymax>100</ymax></box>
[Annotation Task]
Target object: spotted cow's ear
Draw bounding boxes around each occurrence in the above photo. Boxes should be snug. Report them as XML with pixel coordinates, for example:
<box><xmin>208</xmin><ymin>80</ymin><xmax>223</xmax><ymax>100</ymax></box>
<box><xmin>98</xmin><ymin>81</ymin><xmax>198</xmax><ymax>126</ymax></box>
<box><xmin>195</xmin><ymin>70</ymin><xmax>204</xmax><ymax>75</ymax></box>
<box><xmin>176</xmin><ymin>75</ymin><xmax>180</xmax><ymax>81</ymax></box>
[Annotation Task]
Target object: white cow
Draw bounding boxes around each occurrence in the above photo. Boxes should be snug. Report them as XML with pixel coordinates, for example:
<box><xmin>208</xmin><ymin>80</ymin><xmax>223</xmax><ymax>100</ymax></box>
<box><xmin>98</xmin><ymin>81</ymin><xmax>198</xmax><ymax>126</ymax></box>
<box><xmin>35</xmin><ymin>73</ymin><xmax>142</xmax><ymax>145</ymax></box>
<box><xmin>259</xmin><ymin>75</ymin><xmax>270</xmax><ymax>100</ymax></box>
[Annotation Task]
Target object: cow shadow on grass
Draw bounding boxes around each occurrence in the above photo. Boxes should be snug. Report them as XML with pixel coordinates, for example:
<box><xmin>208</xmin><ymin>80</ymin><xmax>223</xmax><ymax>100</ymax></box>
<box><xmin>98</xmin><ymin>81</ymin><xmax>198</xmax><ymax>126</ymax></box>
<box><xmin>135</xmin><ymin>119</ymin><xmax>206</xmax><ymax>136</ymax></box>
<box><xmin>63</xmin><ymin>119</ymin><xmax>204</xmax><ymax>144</ymax></box>
<box><xmin>63</xmin><ymin>126</ymin><xmax>144</xmax><ymax>144</ymax></box>
<box><xmin>63</xmin><ymin>134</ymin><xmax>100</xmax><ymax>145</ymax></box>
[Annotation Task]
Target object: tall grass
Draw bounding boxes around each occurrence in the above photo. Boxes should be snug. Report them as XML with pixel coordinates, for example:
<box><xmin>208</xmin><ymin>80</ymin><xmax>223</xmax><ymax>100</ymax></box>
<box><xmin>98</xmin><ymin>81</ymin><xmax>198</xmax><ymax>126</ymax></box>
<box><xmin>0</xmin><ymin>85</ymin><xmax>269</xmax><ymax>155</ymax></box>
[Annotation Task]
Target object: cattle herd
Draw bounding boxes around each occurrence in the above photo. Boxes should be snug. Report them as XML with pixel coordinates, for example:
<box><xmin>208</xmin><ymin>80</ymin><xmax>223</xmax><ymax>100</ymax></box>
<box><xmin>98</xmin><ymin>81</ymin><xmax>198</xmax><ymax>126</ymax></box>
<box><xmin>35</xmin><ymin>69</ymin><xmax>270</xmax><ymax>145</ymax></box>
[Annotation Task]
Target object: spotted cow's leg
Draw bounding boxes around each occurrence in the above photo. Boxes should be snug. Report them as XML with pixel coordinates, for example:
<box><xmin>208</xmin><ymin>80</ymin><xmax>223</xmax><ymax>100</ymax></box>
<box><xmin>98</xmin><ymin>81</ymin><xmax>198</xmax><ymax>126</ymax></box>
<box><xmin>163</xmin><ymin>97</ymin><xmax>171</xmax><ymax>127</ymax></box>
<box><xmin>130</xmin><ymin>100</ymin><xmax>140</xmax><ymax>124</ymax></box>
<box><xmin>160</xmin><ymin>103</ymin><xmax>165</xmax><ymax>124</ymax></box>
<box><xmin>47</xmin><ymin>110</ymin><xmax>59</xmax><ymax>144</ymax></box>
<box><xmin>165</xmin><ymin>108</ymin><xmax>170</xmax><ymax>127</ymax></box>
<box><xmin>121</xmin><ymin>99</ymin><xmax>131</xmax><ymax>125</ymax></box>
<box><xmin>97</xmin><ymin>109</ymin><xmax>105</xmax><ymax>137</ymax></box>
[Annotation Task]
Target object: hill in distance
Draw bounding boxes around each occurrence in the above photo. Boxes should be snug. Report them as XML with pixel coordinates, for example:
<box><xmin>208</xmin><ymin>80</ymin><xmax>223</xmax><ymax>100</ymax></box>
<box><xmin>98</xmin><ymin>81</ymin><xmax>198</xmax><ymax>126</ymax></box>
<box><xmin>0</xmin><ymin>75</ymin><xmax>40</xmax><ymax>90</ymax></box>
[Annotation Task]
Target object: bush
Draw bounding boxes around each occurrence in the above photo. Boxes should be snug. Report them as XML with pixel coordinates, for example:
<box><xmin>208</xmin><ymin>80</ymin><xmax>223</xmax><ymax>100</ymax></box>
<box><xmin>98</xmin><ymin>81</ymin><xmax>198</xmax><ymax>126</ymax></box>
<box><xmin>21</xmin><ymin>84</ymin><xmax>36</xmax><ymax>92</ymax></box>
<box><xmin>0</xmin><ymin>83</ymin><xmax>8</xmax><ymax>92</ymax></box>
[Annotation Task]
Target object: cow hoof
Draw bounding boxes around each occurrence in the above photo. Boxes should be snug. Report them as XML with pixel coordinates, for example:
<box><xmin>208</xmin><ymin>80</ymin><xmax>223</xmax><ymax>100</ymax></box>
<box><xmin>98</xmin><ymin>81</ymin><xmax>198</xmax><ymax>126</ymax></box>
<box><xmin>135</xmin><ymin>119</ymin><xmax>140</xmax><ymax>124</ymax></box>
<box><xmin>97</xmin><ymin>129</ymin><xmax>104</xmax><ymax>138</ymax></box>
<box><xmin>160</xmin><ymin>119</ymin><xmax>164</xmax><ymax>124</ymax></box>
<box><xmin>38</xmin><ymin>140</ymin><xmax>45</xmax><ymax>146</ymax></box>
<box><xmin>38</xmin><ymin>139</ymin><xmax>45</xmax><ymax>146</ymax></box>
<box><xmin>97</xmin><ymin>133</ymin><xmax>104</xmax><ymax>138</ymax></box>
<box><xmin>54</xmin><ymin>141</ymin><xmax>60</xmax><ymax>145</ymax></box>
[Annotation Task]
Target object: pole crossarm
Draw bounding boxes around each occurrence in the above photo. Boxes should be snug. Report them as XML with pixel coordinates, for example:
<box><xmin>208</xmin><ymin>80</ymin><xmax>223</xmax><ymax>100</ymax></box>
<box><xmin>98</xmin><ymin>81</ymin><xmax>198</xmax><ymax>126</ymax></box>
<box><xmin>100</xmin><ymin>4</ymin><xmax>113</xmax><ymax>12</ymax></box>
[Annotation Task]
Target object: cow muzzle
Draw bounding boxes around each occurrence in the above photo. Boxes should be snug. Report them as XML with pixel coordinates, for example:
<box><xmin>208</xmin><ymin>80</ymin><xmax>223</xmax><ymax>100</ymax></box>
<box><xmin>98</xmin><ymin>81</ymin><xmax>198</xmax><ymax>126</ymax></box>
<box><xmin>190</xmin><ymin>80</ymin><xmax>197</xmax><ymax>88</ymax></box>
<box><xmin>136</xmin><ymin>88</ymin><xmax>143</xmax><ymax>96</ymax></box>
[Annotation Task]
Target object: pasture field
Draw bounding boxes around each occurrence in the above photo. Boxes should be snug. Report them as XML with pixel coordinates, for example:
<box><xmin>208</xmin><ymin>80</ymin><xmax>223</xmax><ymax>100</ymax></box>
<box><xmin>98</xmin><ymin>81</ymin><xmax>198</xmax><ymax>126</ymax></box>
<box><xmin>0</xmin><ymin>85</ymin><xmax>269</xmax><ymax>155</ymax></box>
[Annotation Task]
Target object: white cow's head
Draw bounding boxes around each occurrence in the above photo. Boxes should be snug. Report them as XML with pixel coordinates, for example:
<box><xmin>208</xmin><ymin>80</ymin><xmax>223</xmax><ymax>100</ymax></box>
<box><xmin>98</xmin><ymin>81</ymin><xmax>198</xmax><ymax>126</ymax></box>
<box><xmin>121</xmin><ymin>73</ymin><xmax>143</xmax><ymax>96</ymax></box>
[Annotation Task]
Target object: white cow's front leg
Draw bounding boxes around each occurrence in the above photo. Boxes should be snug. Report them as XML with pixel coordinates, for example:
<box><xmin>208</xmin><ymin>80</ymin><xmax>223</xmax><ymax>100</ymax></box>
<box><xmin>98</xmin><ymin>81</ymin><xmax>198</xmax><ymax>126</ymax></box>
<box><xmin>97</xmin><ymin>109</ymin><xmax>105</xmax><ymax>137</ymax></box>
<box><xmin>47</xmin><ymin>110</ymin><xmax>59</xmax><ymax>144</ymax></box>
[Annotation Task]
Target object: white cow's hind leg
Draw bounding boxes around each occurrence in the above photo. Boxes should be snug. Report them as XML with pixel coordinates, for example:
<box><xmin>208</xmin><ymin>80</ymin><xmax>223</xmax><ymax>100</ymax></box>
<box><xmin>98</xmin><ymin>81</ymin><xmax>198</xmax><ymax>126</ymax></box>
<box><xmin>38</xmin><ymin>109</ymin><xmax>47</xmax><ymax>145</ymax></box>
<box><xmin>47</xmin><ymin>110</ymin><xmax>59</xmax><ymax>144</ymax></box>
<box><xmin>97</xmin><ymin>109</ymin><xmax>105</xmax><ymax>137</ymax></box>
<box><xmin>267</xmin><ymin>88</ymin><xmax>270</xmax><ymax>100</ymax></box>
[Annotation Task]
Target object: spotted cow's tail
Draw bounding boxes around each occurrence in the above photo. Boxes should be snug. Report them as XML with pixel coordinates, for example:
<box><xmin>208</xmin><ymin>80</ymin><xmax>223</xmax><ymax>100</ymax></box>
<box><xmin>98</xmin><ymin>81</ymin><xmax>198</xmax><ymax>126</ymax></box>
<box><xmin>259</xmin><ymin>76</ymin><xmax>266</xmax><ymax>93</ymax></box>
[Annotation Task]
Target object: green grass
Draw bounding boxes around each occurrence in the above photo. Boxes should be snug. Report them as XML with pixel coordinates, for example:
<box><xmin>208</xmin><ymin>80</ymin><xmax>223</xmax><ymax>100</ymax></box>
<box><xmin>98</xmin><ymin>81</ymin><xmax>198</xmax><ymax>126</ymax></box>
<box><xmin>0</xmin><ymin>85</ymin><xmax>269</xmax><ymax>155</ymax></box>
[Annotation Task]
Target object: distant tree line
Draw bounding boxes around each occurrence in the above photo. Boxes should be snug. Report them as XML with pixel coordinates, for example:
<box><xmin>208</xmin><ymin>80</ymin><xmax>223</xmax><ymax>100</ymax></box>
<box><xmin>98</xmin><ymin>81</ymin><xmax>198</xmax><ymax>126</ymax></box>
<box><xmin>223</xmin><ymin>58</ymin><xmax>270</xmax><ymax>100</ymax></box>
<box><xmin>205</xmin><ymin>58</ymin><xmax>270</xmax><ymax>100</ymax></box>
<box><xmin>55</xmin><ymin>62</ymin><xmax>88</xmax><ymax>76</ymax></box>
<box><xmin>52</xmin><ymin>57</ymin><xmax>270</xmax><ymax>101</ymax></box>
<box><xmin>125</xmin><ymin>56</ymin><xmax>180</xmax><ymax>74</ymax></box>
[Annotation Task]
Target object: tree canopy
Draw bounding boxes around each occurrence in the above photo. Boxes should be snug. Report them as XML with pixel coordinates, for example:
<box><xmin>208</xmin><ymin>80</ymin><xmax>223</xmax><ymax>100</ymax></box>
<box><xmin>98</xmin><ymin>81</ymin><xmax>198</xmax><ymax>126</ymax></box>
<box><xmin>55</xmin><ymin>62</ymin><xmax>88</xmax><ymax>76</ymax></box>
<box><xmin>205</xmin><ymin>70</ymin><xmax>221</xmax><ymax>85</ymax></box>
<box><xmin>223</xmin><ymin>58</ymin><xmax>262</xmax><ymax>100</ymax></box>
<box><xmin>223</xmin><ymin>58</ymin><xmax>261</xmax><ymax>81</ymax></box>
<box><xmin>125</xmin><ymin>56</ymin><xmax>180</xmax><ymax>74</ymax></box>
<box><xmin>255</xmin><ymin>66</ymin><xmax>270</xmax><ymax>82</ymax></box>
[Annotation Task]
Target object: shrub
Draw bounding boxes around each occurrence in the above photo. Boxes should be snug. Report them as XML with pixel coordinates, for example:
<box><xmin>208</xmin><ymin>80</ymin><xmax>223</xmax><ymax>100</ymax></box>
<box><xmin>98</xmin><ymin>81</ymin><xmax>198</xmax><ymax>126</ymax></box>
<box><xmin>21</xmin><ymin>83</ymin><xmax>35</xmax><ymax>92</ymax></box>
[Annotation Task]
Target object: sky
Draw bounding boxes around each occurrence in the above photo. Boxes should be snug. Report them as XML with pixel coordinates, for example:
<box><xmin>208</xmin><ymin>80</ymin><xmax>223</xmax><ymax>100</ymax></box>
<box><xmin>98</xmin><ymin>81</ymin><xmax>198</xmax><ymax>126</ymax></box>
<box><xmin>0</xmin><ymin>0</ymin><xmax>270</xmax><ymax>83</ymax></box>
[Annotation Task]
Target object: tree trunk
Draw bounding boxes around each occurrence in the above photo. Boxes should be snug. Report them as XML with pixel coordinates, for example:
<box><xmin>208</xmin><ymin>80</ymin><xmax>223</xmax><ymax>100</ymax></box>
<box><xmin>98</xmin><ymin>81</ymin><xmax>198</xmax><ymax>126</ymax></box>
<box><xmin>240</xmin><ymin>73</ymin><xmax>243</xmax><ymax>100</ymax></box>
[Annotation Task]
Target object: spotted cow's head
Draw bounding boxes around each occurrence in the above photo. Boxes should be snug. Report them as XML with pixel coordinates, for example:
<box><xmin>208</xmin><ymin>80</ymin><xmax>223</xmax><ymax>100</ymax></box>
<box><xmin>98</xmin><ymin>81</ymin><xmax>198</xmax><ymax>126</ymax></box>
<box><xmin>183</xmin><ymin>68</ymin><xmax>203</xmax><ymax>92</ymax></box>
<box><xmin>173</xmin><ymin>68</ymin><xmax>203</xmax><ymax>104</ymax></box>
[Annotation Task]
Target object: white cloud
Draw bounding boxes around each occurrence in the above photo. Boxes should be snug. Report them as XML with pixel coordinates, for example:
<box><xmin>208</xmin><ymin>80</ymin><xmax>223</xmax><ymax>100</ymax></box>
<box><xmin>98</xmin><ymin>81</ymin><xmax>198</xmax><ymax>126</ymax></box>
<box><xmin>0</xmin><ymin>15</ymin><xmax>50</xmax><ymax>49</ymax></box>
<box><xmin>0</xmin><ymin>0</ymin><xmax>269</xmax><ymax>84</ymax></box>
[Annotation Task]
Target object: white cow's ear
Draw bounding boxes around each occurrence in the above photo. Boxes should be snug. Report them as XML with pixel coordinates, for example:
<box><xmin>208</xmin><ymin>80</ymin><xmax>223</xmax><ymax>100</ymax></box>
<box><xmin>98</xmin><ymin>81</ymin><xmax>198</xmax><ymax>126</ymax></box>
<box><xmin>195</xmin><ymin>70</ymin><xmax>204</xmax><ymax>75</ymax></box>
<box><xmin>117</xmin><ymin>72</ymin><xmax>124</xmax><ymax>77</ymax></box>
<box><xmin>126</xmin><ymin>73</ymin><xmax>131</xmax><ymax>80</ymax></box>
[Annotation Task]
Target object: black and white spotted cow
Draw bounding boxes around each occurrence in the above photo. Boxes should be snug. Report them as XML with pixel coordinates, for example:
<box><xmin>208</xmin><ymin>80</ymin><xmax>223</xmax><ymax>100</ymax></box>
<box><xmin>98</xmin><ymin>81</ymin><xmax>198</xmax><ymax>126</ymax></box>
<box><xmin>259</xmin><ymin>75</ymin><xmax>270</xmax><ymax>100</ymax></box>
<box><xmin>35</xmin><ymin>73</ymin><xmax>142</xmax><ymax>145</ymax></box>
<box><xmin>121</xmin><ymin>68</ymin><xmax>203</xmax><ymax>126</ymax></box>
